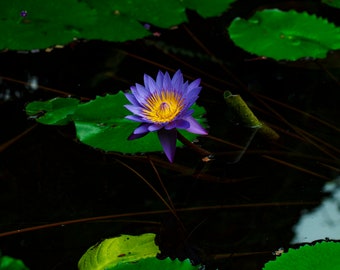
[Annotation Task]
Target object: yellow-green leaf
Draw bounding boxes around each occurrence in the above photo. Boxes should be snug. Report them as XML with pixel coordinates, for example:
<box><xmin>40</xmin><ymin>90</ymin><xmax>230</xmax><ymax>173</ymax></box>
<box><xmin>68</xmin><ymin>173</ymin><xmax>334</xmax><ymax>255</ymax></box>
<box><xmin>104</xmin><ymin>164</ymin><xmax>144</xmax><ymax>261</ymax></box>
<box><xmin>78</xmin><ymin>233</ymin><xmax>160</xmax><ymax>270</ymax></box>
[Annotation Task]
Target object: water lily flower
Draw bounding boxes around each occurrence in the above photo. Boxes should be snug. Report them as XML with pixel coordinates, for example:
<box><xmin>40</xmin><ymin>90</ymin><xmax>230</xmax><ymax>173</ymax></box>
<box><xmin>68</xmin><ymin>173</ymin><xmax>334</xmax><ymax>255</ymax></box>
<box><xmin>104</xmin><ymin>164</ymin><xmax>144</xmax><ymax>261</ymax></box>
<box><xmin>124</xmin><ymin>70</ymin><xmax>207</xmax><ymax>162</ymax></box>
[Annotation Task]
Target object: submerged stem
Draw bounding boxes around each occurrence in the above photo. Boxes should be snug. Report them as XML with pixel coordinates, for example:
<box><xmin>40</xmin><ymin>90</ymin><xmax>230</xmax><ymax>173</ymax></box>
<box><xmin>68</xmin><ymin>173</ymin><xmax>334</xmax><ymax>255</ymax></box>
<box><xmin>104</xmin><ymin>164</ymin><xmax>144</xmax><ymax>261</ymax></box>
<box><xmin>177</xmin><ymin>132</ymin><xmax>211</xmax><ymax>157</ymax></box>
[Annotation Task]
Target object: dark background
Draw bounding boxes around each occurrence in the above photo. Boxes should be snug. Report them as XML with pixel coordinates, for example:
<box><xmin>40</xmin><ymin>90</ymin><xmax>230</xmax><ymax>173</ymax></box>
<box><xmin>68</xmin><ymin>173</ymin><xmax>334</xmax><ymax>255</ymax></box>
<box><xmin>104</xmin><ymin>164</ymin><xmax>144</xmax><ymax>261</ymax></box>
<box><xmin>1</xmin><ymin>1</ymin><xmax>340</xmax><ymax>269</ymax></box>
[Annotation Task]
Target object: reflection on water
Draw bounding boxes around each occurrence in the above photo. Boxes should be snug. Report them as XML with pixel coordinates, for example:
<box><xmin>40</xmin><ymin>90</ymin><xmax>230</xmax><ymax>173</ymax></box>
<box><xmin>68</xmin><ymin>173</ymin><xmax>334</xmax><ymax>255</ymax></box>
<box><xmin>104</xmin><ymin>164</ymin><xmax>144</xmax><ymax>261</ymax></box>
<box><xmin>292</xmin><ymin>176</ymin><xmax>340</xmax><ymax>243</ymax></box>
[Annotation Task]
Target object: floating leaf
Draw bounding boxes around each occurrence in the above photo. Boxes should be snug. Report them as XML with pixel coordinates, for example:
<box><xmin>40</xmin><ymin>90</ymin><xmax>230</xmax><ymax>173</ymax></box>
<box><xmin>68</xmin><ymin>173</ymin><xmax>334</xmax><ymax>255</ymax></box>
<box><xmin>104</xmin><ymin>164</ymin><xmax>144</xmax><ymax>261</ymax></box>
<box><xmin>0</xmin><ymin>254</ymin><xmax>29</xmax><ymax>270</ymax></box>
<box><xmin>181</xmin><ymin>0</ymin><xmax>235</xmax><ymax>18</ymax></box>
<box><xmin>25</xmin><ymin>97</ymin><xmax>80</xmax><ymax>125</ymax></box>
<box><xmin>322</xmin><ymin>0</ymin><xmax>340</xmax><ymax>9</ymax></box>
<box><xmin>228</xmin><ymin>9</ymin><xmax>340</xmax><ymax>60</ymax></box>
<box><xmin>263</xmin><ymin>241</ymin><xmax>340</xmax><ymax>270</ymax></box>
<box><xmin>111</xmin><ymin>257</ymin><xmax>200</xmax><ymax>270</ymax></box>
<box><xmin>0</xmin><ymin>0</ymin><xmax>96</xmax><ymax>50</ymax></box>
<box><xmin>25</xmin><ymin>92</ymin><xmax>207</xmax><ymax>154</ymax></box>
<box><xmin>87</xmin><ymin>0</ymin><xmax>187</xmax><ymax>28</ymax></box>
<box><xmin>78</xmin><ymin>233</ymin><xmax>160</xmax><ymax>270</ymax></box>
<box><xmin>1</xmin><ymin>0</ymin><xmax>234</xmax><ymax>50</ymax></box>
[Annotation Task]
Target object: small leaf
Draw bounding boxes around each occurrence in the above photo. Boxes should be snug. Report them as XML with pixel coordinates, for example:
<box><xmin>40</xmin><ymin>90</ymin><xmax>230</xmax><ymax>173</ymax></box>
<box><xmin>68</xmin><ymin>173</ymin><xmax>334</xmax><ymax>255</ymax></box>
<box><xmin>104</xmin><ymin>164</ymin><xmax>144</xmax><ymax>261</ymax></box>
<box><xmin>78</xmin><ymin>233</ymin><xmax>160</xmax><ymax>270</ymax></box>
<box><xmin>224</xmin><ymin>91</ymin><xmax>279</xmax><ymax>140</ymax></box>
<box><xmin>25</xmin><ymin>97</ymin><xmax>80</xmax><ymax>125</ymax></box>
<box><xmin>322</xmin><ymin>0</ymin><xmax>340</xmax><ymax>9</ymax></box>
<box><xmin>263</xmin><ymin>241</ymin><xmax>340</xmax><ymax>270</ymax></box>
<box><xmin>228</xmin><ymin>9</ymin><xmax>340</xmax><ymax>60</ymax></box>
<box><xmin>224</xmin><ymin>91</ymin><xmax>262</xmax><ymax>128</ymax></box>
<box><xmin>0</xmin><ymin>255</ymin><xmax>29</xmax><ymax>270</ymax></box>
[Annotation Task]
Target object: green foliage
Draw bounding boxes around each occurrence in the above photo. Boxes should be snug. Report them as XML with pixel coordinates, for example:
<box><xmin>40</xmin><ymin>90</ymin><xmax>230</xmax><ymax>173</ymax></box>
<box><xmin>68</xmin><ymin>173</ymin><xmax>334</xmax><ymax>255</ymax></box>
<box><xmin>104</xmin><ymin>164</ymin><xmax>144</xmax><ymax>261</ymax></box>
<box><xmin>25</xmin><ymin>91</ymin><xmax>207</xmax><ymax>154</ymax></box>
<box><xmin>322</xmin><ymin>0</ymin><xmax>340</xmax><ymax>9</ymax></box>
<box><xmin>78</xmin><ymin>233</ymin><xmax>160</xmax><ymax>270</ymax></box>
<box><xmin>0</xmin><ymin>0</ymin><xmax>97</xmax><ymax>50</ymax></box>
<box><xmin>110</xmin><ymin>258</ymin><xmax>199</xmax><ymax>270</ymax></box>
<box><xmin>0</xmin><ymin>254</ymin><xmax>29</xmax><ymax>270</ymax></box>
<box><xmin>181</xmin><ymin>0</ymin><xmax>235</xmax><ymax>18</ymax></box>
<box><xmin>228</xmin><ymin>9</ymin><xmax>340</xmax><ymax>60</ymax></box>
<box><xmin>78</xmin><ymin>233</ymin><xmax>201</xmax><ymax>270</ymax></box>
<box><xmin>224</xmin><ymin>91</ymin><xmax>262</xmax><ymax>128</ymax></box>
<box><xmin>263</xmin><ymin>241</ymin><xmax>340</xmax><ymax>270</ymax></box>
<box><xmin>0</xmin><ymin>0</ymin><xmax>235</xmax><ymax>50</ymax></box>
<box><xmin>26</xmin><ymin>97</ymin><xmax>80</xmax><ymax>125</ymax></box>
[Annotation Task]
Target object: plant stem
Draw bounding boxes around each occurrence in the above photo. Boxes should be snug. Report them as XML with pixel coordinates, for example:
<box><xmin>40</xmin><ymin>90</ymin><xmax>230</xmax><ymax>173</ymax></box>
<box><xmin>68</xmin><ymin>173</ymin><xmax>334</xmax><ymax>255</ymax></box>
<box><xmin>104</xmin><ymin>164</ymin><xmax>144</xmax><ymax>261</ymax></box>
<box><xmin>177</xmin><ymin>132</ymin><xmax>211</xmax><ymax>157</ymax></box>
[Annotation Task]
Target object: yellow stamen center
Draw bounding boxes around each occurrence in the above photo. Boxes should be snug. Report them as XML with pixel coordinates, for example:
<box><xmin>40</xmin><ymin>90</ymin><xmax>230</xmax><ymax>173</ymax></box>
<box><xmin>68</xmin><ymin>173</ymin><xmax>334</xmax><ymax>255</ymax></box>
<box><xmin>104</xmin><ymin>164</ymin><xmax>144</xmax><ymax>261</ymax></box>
<box><xmin>143</xmin><ymin>91</ymin><xmax>184</xmax><ymax>123</ymax></box>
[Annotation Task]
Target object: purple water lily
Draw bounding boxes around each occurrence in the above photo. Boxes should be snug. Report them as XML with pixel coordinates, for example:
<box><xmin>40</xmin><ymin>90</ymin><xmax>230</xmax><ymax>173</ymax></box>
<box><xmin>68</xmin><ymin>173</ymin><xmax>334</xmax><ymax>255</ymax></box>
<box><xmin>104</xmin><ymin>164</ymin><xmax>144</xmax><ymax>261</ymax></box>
<box><xmin>124</xmin><ymin>70</ymin><xmax>207</xmax><ymax>162</ymax></box>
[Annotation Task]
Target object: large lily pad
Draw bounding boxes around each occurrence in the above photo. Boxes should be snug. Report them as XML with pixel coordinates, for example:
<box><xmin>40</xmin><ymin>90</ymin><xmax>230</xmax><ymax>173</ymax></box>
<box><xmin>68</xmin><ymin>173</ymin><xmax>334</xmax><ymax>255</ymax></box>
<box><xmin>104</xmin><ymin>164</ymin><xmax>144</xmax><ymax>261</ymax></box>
<box><xmin>0</xmin><ymin>0</ymin><xmax>96</xmax><ymax>50</ymax></box>
<box><xmin>263</xmin><ymin>241</ymin><xmax>340</xmax><ymax>270</ymax></box>
<box><xmin>0</xmin><ymin>0</ymin><xmax>235</xmax><ymax>50</ymax></box>
<box><xmin>228</xmin><ymin>9</ymin><xmax>340</xmax><ymax>60</ymax></box>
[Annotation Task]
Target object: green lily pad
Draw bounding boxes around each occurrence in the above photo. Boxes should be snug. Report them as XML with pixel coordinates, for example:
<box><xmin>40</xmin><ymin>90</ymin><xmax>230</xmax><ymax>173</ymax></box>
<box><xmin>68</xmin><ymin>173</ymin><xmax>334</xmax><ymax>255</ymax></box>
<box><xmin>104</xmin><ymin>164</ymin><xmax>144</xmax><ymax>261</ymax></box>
<box><xmin>263</xmin><ymin>241</ymin><xmax>340</xmax><ymax>270</ymax></box>
<box><xmin>111</xmin><ymin>257</ymin><xmax>200</xmax><ymax>270</ymax></box>
<box><xmin>25</xmin><ymin>97</ymin><xmax>80</xmax><ymax>125</ymax></box>
<box><xmin>78</xmin><ymin>233</ymin><xmax>160</xmax><ymax>270</ymax></box>
<box><xmin>25</xmin><ymin>91</ymin><xmax>207</xmax><ymax>154</ymax></box>
<box><xmin>0</xmin><ymin>0</ymin><xmax>96</xmax><ymax>50</ymax></box>
<box><xmin>0</xmin><ymin>0</ymin><xmax>236</xmax><ymax>50</ymax></box>
<box><xmin>181</xmin><ymin>0</ymin><xmax>235</xmax><ymax>18</ymax></box>
<box><xmin>88</xmin><ymin>0</ymin><xmax>187</xmax><ymax>28</ymax></box>
<box><xmin>0</xmin><ymin>254</ymin><xmax>29</xmax><ymax>270</ymax></box>
<box><xmin>228</xmin><ymin>9</ymin><xmax>340</xmax><ymax>60</ymax></box>
<box><xmin>322</xmin><ymin>0</ymin><xmax>340</xmax><ymax>9</ymax></box>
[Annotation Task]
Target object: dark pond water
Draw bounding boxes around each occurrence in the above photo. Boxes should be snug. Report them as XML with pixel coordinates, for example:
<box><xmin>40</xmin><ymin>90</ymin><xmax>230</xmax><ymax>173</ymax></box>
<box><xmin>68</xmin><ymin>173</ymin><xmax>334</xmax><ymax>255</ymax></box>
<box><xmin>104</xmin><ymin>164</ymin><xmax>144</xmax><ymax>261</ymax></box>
<box><xmin>1</xmin><ymin>2</ymin><xmax>340</xmax><ymax>270</ymax></box>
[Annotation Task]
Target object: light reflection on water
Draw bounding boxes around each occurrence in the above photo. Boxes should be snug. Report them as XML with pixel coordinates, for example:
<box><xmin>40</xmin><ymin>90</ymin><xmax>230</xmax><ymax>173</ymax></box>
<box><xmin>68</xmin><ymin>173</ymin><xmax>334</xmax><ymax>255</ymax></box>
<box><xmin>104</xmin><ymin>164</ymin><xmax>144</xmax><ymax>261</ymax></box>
<box><xmin>292</xmin><ymin>176</ymin><xmax>340</xmax><ymax>243</ymax></box>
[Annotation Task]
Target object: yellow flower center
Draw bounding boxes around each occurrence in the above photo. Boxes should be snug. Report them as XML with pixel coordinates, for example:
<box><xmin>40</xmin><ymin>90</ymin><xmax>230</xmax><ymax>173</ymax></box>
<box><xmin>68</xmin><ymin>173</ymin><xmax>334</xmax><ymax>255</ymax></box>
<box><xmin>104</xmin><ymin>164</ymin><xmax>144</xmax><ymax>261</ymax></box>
<box><xmin>143</xmin><ymin>91</ymin><xmax>184</xmax><ymax>123</ymax></box>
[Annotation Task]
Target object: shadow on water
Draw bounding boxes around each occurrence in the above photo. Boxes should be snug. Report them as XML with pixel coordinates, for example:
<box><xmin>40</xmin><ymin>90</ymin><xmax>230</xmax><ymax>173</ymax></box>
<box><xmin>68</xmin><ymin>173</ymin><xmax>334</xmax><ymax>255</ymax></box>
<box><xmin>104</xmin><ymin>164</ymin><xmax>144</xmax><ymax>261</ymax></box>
<box><xmin>0</xmin><ymin>4</ymin><xmax>340</xmax><ymax>270</ymax></box>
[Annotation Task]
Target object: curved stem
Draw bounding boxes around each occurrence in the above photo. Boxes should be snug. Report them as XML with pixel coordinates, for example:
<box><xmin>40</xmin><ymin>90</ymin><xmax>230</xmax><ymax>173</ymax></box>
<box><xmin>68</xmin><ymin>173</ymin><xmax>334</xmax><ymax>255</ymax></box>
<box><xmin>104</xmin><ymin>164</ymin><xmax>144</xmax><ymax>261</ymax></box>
<box><xmin>177</xmin><ymin>132</ymin><xmax>211</xmax><ymax>157</ymax></box>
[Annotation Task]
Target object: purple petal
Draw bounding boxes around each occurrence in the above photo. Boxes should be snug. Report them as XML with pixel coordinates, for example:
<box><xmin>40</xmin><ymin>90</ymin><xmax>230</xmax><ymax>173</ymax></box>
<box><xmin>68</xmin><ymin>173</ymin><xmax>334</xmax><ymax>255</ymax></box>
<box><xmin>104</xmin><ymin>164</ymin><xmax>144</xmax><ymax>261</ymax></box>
<box><xmin>148</xmin><ymin>124</ymin><xmax>163</xmax><ymax>132</ymax></box>
<box><xmin>125</xmin><ymin>115</ymin><xmax>146</xmax><ymax>122</ymax></box>
<box><xmin>171</xmin><ymin>70</ymin><xmax>183</xmax><ymax>90</ymax></box>
<box><xmin>131</xmin><ymin>83</ymin><xmax>149</xmax><ymax>104</ymax></box>
<box><xmin>187</xmin><ymin>86</ymin><xmax>201</xmax><ymax>98</ymax></box>
<box><xmin>125</xmin><ymin>92</ymin><xmax>140</xmax><ymax>106</ymax></box>
<box><xmin>128</xmin><ymin>132</ymin><xmax>148</xmax><ymax>140</ymax></box>
<box><xmin>136</xmin><ymin>83</ymin><xmax>149</xmax><ymax>94</ymax></box>
<box><xmin>133</xmin><ymin>123</ymin><xmax>151</xmax><ymax>134</ymax></box>
<box><xmin>187</xmin><ymin>78</ymin><xmax>201</xmax><ymax>93</ymax></box>
<box><xmin>184</xmin><ymin>116</ymin><xmax>208</xmax><ymax>135</ymax></box>
<box><xmin>157</xmin><ymin>128</ymin><xmax>177</xmax><ymax>162</ymax></box>
<box><xmin>124</xmin><ymin>104</ymin><xmax>143</xmax><ymax>115</ymax></box>
<box><xmin>144</xmin><ymin>74</ymin><xmax>158</xmax><ymax>94</ymax></box>
<box><xmin>164</xmin><ymin>119</ymin><xmax>190</xmax><ymax>130</ymax></box>
<box><xmin>180</xmin><ymin>109</ymin><xmax>194</xmax><ymax>118</ymax></box>
<box><xmin>155</xmin><ymin>71</ymin><xmax>164</xmax><ymax>89</ymax></box>
<box><xmin>162</xmin><ymin>72</ymin><xmax>172</xmax><ymax>90</ymax></box>
<box><xmin>183</xmin><ymin>87</ymin><xmax>201</xmax><ymax>107</ymax></box>
<box><xmin>182</xmin><ymin>81</ymin><xmax>189</xmax><ymax>93</ymax></box>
